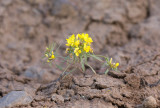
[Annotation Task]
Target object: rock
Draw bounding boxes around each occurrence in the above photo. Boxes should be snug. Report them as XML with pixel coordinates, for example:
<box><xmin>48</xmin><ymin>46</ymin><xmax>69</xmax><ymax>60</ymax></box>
<box><xmin>7</xmin><ymin>43</ymin><xmax>17</xmax><ymax>50</ymax></box>
<box><xmin>51</xmin><ymin>94</ymin><xmax>64</xmax><ymax>104</ymax></box>
<box><xmin>142</xmin><ymin>96</ymin><xmax>157</xmax><ymax>108</ymax></box>
<box><xmin>24</xmin><ymin>66</ymin><xmax>54</xmax><ymax>83</ymax></box>
<box><xmin>0</xmin><ymin>91</ymin><xmax>33</xmax><ymax>108</ymax></box>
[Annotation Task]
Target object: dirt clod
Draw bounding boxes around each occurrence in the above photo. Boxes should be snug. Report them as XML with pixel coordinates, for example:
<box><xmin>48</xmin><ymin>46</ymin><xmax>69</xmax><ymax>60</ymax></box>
<box><xmin>51</xmin><ymin>94</ymin><xmax>64</xmax><ymax>104</ymax></box>
<box><xmin>142</xmin><ymin>96</ymin><xmax>157</xmax><ymax>108</ymax></box>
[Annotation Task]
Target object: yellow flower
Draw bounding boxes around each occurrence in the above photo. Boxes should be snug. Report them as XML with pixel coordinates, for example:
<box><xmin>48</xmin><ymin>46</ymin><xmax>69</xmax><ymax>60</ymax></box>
<box><xmin>66</xmin><ymin>33</ymin><xmax>93</xmax><ymax>56</ymax></box>
<box><xmin>78</xmin><ymin>33</ymin><xmax>84</xmax><ymax>39</ymax></box>
<box><xmin>47</xmin><ymin>60</ymin><xmax>50</xmax><ymax>62</ymax></box>
<box><xmin>90</xmin><ymin>48</ymin><xmax>93</xmax><ymax>53</ymax></box>
<box><xmin>66</xmin><ymin>34</ymin><xmax>75</xmax><ymax>46</ymax></box>
<box><xmin>84</xmin><ymin>34</ymin><xmax>89</xmax><ymax>42</ymax></box>
<box><xmin>49</xmin><ymin>54</ymin><xmax>55</xmax><ymax>60</ymax></box>
<box><xmin>109</xmin><ymin>58</ymin><xmax>119</xmax><ymax>69</ymax></box>
<box><xmin>115</xmin><ymin>63</ymin><xmax>119</xmax><ymax>68</ymax></box>
<box><xmin>74</xmin><ymin>40</ymin><xmax>80</xmax><ymax>47</ymax></box>
<box><xmin>88</xmin><ymin>37</ymin><xmax>93</xmax><ymax>43</ymax></box>
<box><xmin>84</xmin><ymin>43</ymin><xmax>91</xmax><ymax>53</ymax></box>
<box><xmin>83</xmin><ymin>34</ymin><xmax>93</xmax><ymax>44</ymax></box>
<box><xmin>74</xmin><ymin>47</ymin><xmax>81</xmax><ymax>56</ymax></box>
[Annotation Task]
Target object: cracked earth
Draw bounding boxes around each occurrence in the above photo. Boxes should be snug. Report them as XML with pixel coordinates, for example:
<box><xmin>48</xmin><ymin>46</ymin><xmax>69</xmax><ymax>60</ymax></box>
<box><xmin>0</xmin><ymin>0</ymin><xmax>160</xmax><ymax>108</ymax></box>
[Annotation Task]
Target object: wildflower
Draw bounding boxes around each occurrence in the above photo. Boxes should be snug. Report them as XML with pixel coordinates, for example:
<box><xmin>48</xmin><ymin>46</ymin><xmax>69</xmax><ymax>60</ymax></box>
<box><xmin>44</xmin><ymin>33</ymin><xmax>119</xmax><ymax>75</ymax></box>
<box><xmin>74</xmin><ymin>47</ymin><xmax>81</xmax><ymax>56</ymax></box>
<box><xmin>109</xmin><ymin>58</ymin><xmax>119</xmax><ymax>69</ymax></box>
<box><xmin>84</xmin><ymin>43</ymin><xmax>91</xmax><ymax>53</ymax></box>
<box><xmin>74</xmin><ymin>40</ymin><xmax>80</xmax><ymax>47</ymax></box>
<box><xmin>45</xmin><ymin>50</ymin><xmax>55</xmax><ymax>63</ymax></box>
<box><xmin>84</xmin><ymin>34</ymin><xmax>93</xmax><ymax>44</ymax></box>
<box><xmin>49</xmin><ymin>54</ymin><xmax>55</xmax><ymax>60</ymax></box>
<box><xmin>78</xmin><ymin>33</ymin><xmax>84</xmax><ymax>39</ymax></box>
<box><xmin>84</xmin><ymin>33</ymin><xmax>89</xmax><ymax>41</ymax></box>
<box><xmin>90</xmin><ymin>48</ymin><xmax>93</xmax><ymax>53</ymax></box>
<box><xmin>66</xmin><ymin>33</ymin><xmax>93</xmax><ymax>57</ymax></box>
<box><xmin>115</xmin><ymin>63</ymin><xmax>119</xmax><ymax>68</ymax></box>
<box><xmin>66</xmin><ymin>34</ymin><xmax>75</xmax><ymax>46</ymax></box>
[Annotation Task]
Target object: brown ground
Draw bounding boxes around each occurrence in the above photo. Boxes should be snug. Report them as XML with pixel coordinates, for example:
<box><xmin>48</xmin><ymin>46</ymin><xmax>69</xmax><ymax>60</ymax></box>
<box><xmin>0</xmin><ymin>0</ymin><xmax>160</xmax><ymax>108</ymax></box>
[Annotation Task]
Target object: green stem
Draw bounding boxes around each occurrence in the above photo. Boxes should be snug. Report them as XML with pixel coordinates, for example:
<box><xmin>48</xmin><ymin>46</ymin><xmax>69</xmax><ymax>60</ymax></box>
<box><xmin>85</xmin><ymin>63</ymin><xmax>96</xmax><ymax>74</ymax></box>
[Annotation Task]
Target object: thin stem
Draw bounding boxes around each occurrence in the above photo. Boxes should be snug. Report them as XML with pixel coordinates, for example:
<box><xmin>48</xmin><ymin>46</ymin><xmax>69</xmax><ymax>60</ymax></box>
<box><xmin>85</xmin><ymin>63</ymin><xmax>96</xmax><ymax>74</ymax></box>
<box><xmin>62</xmin><ymin>64</ymin><xmax>71</xmax><ymax>76</ymax></box>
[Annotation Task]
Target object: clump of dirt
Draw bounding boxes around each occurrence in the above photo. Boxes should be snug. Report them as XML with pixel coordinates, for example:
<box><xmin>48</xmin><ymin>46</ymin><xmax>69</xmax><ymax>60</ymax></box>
<box><xmin>0</xmin><ymin>0</ymin><xmax>160</xmax><ymax>107</ymax></box>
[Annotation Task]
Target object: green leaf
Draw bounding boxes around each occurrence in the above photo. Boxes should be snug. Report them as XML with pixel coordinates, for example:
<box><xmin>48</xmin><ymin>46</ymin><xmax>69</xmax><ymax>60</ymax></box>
<box><xmin>55</xmin><ymin>64</ymin><xmax>63</xmax><ymax>71</ymax></box>
<box><xmin>105</xmin><ymin>69</ymin><xmax>109</xmax><ymax>74</ymax></box>
<box><xmin>90</xmin><ymin>54</ymin><xmax>103</xmax><ymax>62</ymax></box>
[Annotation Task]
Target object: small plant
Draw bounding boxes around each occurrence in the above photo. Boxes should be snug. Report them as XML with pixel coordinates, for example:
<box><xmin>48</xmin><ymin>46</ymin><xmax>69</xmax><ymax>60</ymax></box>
<box><xmin>44</xmin><ymin>33</ymin><xmax>119</xmax><ymax>76</ymax></box>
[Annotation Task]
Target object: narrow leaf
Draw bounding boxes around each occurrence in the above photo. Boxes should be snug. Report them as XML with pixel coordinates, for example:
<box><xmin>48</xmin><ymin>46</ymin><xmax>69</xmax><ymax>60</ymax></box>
<box><xmin>81</xmin><ymin>58</ymin><xmax>85</xmax><ymax>72</ymax></box>
<box><xmin>105</xmin><ymin>69</ymin><xmax>109</xmax><ymax>74</ymax></box>
<box><xmin>90</xmin><ymin>54</ymin><xmax>102</xmax><ymax>61</ymax></box>
<box><xmin>55</xmin><ymin>64</ymin><xmax>63</xmax><ymax>71</ymax></box>
<box><xmin>86</xmin><ymin>63</ymin><xmax>96</xmax><ymax>74</ymax></box>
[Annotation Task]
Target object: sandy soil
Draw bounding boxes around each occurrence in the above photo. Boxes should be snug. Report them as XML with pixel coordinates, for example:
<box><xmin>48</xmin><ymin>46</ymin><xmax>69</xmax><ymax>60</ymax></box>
<box><xmin>0</xmin><ymin>0</ymin><xmax>160</xmax><ymax>107</ymax></box>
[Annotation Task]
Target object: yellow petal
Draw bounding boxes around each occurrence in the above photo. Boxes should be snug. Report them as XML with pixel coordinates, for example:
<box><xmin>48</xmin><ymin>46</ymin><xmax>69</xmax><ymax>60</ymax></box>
<box><xmin>88</xmin><ymin>37</ymin><xmax>93</xmax><ymax>43</ymax></box>
<box><xmin>90</xmin><ymin>48</ymin><xmax>93</xmax><ymax>53</ymax></box>
<box><xmin>74</xmin><ymin>48</ymin><xmax>79</xmax><ymax>53</ymax></box>
<box><xmin>50</xmin><ymin>55</ymin><xmax>55</xmax><ymax>59</ymax></box>
<box><xmin>75</xmin><ymin>40</ymin><xmax>80</xmax><ymax>46</ymax></box>
<box><xmin>78</xmin><ymin>50</ymin><xmax>81</xmax><ymax>53</ymax></box>
<box><xmin>75</xmin><ymin>52</ymin><xmax>79</xmax><ymax>56</ymax></box>
<box><xmin>45</xmin><ymin>54</ymin><xmax>48</xmax><ymax>57</ymax></box>
<box><xmin>110</xmin><ymin>58</ymin><xmax>112</xmax><ymax>64</ymax></box>
<box><xmin>115</xmin><ymin>63</ymin><xmax>119</xmax><ymax>67</ymax></box>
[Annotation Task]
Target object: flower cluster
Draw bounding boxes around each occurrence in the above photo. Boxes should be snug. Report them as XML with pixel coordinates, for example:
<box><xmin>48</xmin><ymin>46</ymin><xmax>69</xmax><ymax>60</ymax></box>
<box><xmin>66</xmin><ymin>33</ymin><xmax>93</xmax><ymax>57</ymax></box>
<box><xmin>45</xmin><ymin>47</ymin><xmax>55</xmax><ymax>62</ymax></box>
<box><xmin>108</xmin><ymin>58</ymin><xmax>119</xmax><ymax>69</ymax></box>
<box><xmin>44</xmin><ymin>33</ymin><xmax>119</xmax><ymax>75</ymax></box>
